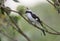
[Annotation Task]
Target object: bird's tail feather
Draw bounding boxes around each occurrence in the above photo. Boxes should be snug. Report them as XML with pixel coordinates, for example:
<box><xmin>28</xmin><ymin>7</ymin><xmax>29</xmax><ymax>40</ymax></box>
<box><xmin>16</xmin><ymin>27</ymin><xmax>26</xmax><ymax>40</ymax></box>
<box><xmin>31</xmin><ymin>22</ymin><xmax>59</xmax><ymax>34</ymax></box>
<box><xmin>40</xmin><ymin>21</ymin><xmax>47</xmax><ymax>36</ymax></box>
<box><xmin>41</xmin><ymin>29</ymin><xmax>46</xmax><ymax>36</ymax></box>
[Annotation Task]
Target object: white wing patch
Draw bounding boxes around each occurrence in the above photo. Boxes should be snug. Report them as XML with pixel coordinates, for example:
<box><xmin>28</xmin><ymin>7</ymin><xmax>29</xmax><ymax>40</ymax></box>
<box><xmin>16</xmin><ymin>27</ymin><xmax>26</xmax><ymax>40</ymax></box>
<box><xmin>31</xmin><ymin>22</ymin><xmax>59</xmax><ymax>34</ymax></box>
<box><xmin>35</xmin><ymin>18</ymin><xmax>38</xmax><ymax>20</ymax></box>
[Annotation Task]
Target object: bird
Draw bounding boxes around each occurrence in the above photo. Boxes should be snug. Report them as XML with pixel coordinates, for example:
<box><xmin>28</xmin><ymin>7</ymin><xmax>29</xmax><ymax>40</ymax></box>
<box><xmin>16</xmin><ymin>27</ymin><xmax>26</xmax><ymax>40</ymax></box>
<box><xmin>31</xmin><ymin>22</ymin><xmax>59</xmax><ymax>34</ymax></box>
<box><xmin>25</xmin><ymin>8</ymin><xmax>46</xmax><ymax>36</ymax></box>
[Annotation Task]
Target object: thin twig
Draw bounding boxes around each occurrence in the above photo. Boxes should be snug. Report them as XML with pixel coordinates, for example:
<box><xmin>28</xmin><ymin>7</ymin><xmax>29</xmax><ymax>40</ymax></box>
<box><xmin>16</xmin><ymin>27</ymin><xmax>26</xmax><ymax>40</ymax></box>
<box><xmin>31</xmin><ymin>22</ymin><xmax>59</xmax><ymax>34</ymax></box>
<box><xmin>2</xmin><ymin>6</ymin><xmax>31</xmax><ymax>41</ymax></box>
<box><xmin>41</xmin><ymin>21</ymin><xmax>60</xmax><ymax>33</ymax></box>
<box><xmin>46</xmin><ymin>30</ymin><xmax>60</xmax><ymax>35</ymax></box>
<box><xmin>11</xmin><ymin>10</ymin><xmax>60</xmax><ymax>35</ymax></box>
<box><xmin>47</xmin><ymin>0</ymin><xmax>55</xmax><ymax>6</ymax></box>
<box><xmin>2</xmin><ymin>6</ymin><xmax>60</xmax><ymax>35</ymax></box>
<box><xmin>47</xmin><ymin>0</ymin><xmax>59</xmax><ymax>13</ymax></box>
<box><xmin>7</xmin><ymin>15</ymin><xmax>31</xmax><ymax>41</ymax></box>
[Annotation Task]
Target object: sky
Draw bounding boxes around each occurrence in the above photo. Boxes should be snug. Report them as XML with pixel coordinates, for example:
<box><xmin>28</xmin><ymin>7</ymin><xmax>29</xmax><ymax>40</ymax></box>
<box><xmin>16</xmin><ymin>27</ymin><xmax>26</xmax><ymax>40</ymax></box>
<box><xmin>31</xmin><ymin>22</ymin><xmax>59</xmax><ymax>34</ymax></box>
<box><xmin>5</xmin><ymin>0</ymin><xmax>47</xmax><ymax>10</ymax></box>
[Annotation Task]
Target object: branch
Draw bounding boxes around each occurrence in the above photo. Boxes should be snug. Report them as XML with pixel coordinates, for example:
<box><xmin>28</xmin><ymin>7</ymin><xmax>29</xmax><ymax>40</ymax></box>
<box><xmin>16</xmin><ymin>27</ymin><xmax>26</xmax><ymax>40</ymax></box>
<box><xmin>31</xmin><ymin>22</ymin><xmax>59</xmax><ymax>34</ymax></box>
<box><xmin>1</xmin><ymin>6</ymin><xmax>31</xmax><ymax>41</ymax></box>
<box><xmin>46</xmin><ymin>0</ymin><xmax>55</xmax><ymax>6</ymax></box>
<box><xmin>0</xmin><ymin>30</ymin><xmax>17</xmax><ymax>41</ymax></box>
<box><xmin>9</xmin><ymin>16</ymin><xmax>31</xmax><ymax>41</ymax></box>
<box><xmin>41</xmin><ymin>21</ymin><xmax>60</xmax><ymax>33</ymax></box>
<box><xmin>2</xmin><ymin>6</ymin><xmax>60</xmax><ymax>35</ymax></box>
<box><xmin>10</xmin><ymin>10</ymin><xmax>60</xmax><ymax>35</ymax></box>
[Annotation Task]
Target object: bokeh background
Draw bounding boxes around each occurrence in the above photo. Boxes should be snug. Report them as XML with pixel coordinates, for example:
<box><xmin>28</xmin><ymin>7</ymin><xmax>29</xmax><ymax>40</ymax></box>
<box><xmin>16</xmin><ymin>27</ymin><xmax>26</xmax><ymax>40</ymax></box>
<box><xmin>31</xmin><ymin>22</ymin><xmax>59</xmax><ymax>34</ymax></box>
<box><xmin>1</xmin><ymin>0</ymin><xmax>60</xmax><ymax>41</ymax></box>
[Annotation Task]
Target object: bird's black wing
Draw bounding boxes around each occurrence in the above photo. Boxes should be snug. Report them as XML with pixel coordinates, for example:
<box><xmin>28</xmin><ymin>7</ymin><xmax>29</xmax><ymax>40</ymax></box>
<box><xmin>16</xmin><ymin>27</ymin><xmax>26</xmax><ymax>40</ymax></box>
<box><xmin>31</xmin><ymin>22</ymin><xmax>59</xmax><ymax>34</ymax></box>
<box><xmin>26</xmin><ymin>11</ymin><xmax>46</xmax><ymax>35</ymax></box>
<box><xmin>26</xmin><ymin>11</ymin><xmax>41</xmax><ymax>23</ymax></box>
<box><xmin>31</xmin><ymin>13</ymin><xmax>42</xmax><ymax>23</ymax></box>
<box><xmin>31</xmin><ymin>13</ymin><xmax>46</xmax><ymax>36</ymax></box>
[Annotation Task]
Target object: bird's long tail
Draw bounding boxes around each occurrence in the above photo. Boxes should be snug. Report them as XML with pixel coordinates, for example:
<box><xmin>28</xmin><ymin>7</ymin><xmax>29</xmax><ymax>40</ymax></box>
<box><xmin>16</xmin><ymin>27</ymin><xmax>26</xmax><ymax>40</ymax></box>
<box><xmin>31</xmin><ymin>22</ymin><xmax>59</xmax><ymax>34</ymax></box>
<box><xmin>41</xmin><ymin>29</ymin><xmax>46</xmax><ymax>36</ymax></box>
<box><xmin>39</xmin><ymin>21</ymin><xmax>47</xmax><ymax>36</ymax></box>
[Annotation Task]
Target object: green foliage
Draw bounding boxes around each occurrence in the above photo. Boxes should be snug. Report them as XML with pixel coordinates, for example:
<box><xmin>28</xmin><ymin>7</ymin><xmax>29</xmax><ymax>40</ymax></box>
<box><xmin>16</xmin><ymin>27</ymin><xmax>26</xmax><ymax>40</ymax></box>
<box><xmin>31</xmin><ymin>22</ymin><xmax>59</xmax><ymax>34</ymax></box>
<box><xmin>0</xmin><ymin>0</ymin><xmax>60</xmax><ymax>41</ymax></box>
<box><xmin>0</xmin><ymin>13</ymin><xmax>19</xmax><ymax>41</ymax></box>
<box><xmin>16</xmin><ymin>5</ymin><xmax>26</xmax><ymax>14</ymax></box>
<box><xmin>10</xmin><ymin>15</ymin><xmax>20</xmax><ymax>23</ymax></box>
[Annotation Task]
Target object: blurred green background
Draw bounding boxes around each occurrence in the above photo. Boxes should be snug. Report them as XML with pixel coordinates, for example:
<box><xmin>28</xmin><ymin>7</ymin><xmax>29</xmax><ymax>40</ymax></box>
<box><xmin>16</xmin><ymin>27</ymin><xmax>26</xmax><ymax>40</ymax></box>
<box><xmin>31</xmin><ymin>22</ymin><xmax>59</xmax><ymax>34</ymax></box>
<box><xmin>16</xmin><ymin>2</ymin><xmax>60</xmax><ymax>41</ymax></box>
<box><xmin>1</xmin><ymin>1</ymin><xmax>60</xmax><ymax>41</ymax></box>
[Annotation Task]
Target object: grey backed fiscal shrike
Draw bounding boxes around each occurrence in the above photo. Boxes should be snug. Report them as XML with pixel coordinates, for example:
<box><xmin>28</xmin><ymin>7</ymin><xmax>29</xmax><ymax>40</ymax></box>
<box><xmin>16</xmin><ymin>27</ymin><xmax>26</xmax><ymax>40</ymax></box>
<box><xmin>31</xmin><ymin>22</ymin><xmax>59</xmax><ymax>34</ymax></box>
<box><xmin>25</xmin><ymin>8</ymin><xmax>46</xmax><ymax>36</ymax></box>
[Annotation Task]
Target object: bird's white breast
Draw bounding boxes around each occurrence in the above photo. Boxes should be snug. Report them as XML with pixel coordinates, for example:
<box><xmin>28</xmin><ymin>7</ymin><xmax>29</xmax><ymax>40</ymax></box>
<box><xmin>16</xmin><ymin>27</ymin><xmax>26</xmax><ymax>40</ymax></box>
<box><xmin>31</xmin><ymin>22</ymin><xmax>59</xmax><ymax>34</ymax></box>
<box><xmin>26</xmin><ymin>13</ymin><xmax>35</xmax><ymax>22</ymax></box>
<box><xmin>26</xmin><ymin>13</ymin><xmax>40</xmax><ymax>25</ymax></box>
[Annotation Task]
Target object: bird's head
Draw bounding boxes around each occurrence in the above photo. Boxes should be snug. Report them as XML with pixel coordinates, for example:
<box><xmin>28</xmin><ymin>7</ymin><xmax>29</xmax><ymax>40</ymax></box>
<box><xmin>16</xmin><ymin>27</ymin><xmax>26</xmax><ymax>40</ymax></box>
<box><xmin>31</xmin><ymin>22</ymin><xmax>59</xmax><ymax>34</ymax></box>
<box><xmin>25</xmin><ymin>7</ymin><xmax>32</xmax><ymax>14</ymax></box>
<box><xmin>26</xmin><ymin>7</ymin><xmax>31</xmax><ymax>11</ymax></box>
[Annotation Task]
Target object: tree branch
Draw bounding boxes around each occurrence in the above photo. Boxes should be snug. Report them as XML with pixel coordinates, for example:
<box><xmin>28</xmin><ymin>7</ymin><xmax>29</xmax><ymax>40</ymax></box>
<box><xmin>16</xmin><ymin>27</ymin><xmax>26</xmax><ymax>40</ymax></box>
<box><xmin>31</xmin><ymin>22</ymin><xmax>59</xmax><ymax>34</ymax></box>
<box><xmin>41</xmin><ymin>21</ymin><xmax>60</xmax><ymax>33</ymax></box>
<box><xmin>2</xmin><ymin>6</ymin><xmax>60</xmax><ymax>35</ymax></box>
<box><xmin>7</xmin><ymin>15</ymin><xmax>31</xmax><ymax>41</ymax></box>
<box><xmin>1</xmin><ymin>6</ymin><xmax>31</xmax><ymax>41</ymax></box>
<box><xmin>46</xmin><ymin>0</ymin><xmax>55</xmax><ymax>6</ymax></box>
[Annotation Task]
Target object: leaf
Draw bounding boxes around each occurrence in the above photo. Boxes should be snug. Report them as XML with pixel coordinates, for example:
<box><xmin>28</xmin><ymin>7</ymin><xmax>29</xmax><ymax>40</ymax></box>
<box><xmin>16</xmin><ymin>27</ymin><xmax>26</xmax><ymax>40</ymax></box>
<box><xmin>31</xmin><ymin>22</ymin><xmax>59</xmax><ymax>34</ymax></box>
<box><xmin>10</xmin><ymin>15</ymin><xmax>20</xmax><ymax>23</ymax></box>
<box><xmin>16</xmin><ymin>5</ymin><xmax>26</xmax><ymax>14</ymax></box>
<box><xmin>13</xmin><ymin>0</ymin><xmax>19</xmax><ymax>3</ymax></box>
